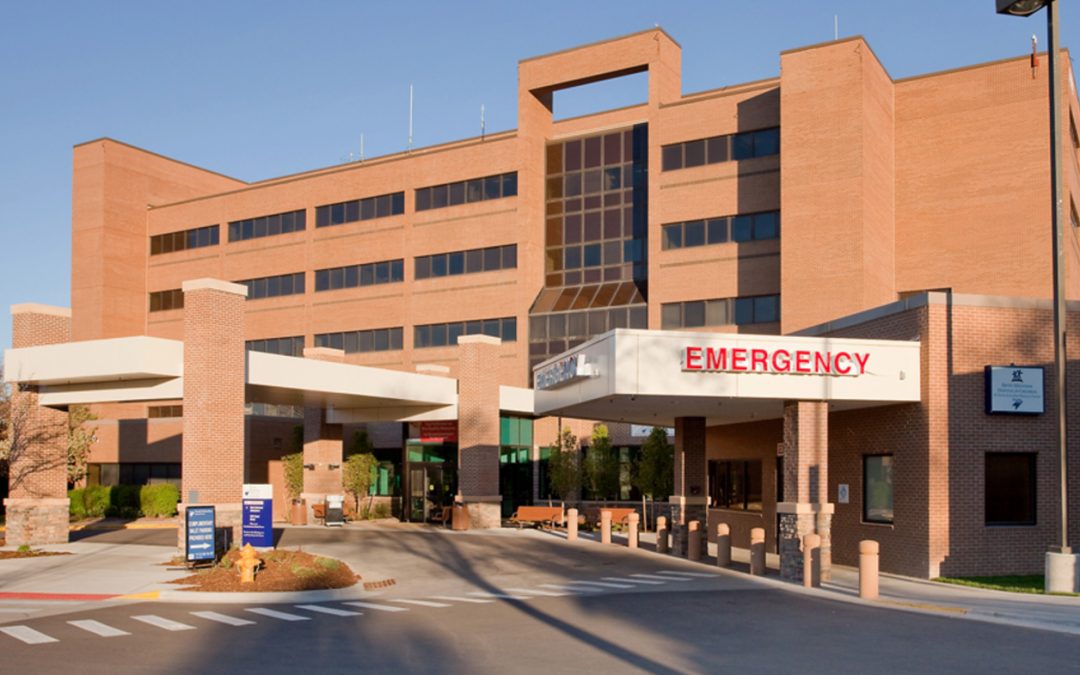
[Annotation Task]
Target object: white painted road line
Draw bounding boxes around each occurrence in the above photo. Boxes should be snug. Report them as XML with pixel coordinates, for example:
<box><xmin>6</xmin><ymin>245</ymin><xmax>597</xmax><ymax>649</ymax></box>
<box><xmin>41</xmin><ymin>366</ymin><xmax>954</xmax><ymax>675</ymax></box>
<box><xmin>657</xmin><ymin>570</ymin><xmax>718</xmax><ymax>578</ymax></box>
<box><xmin>296</xmin><ymin>604</ymin><xmax>361</xmax><ymax>617</ymax></box>
<box><xmin>0</xmin><ymin>625</ymin><xmax>59</xmax><ymax>644</ymax></box>
<box><xmin>245</xmin><ymin>608</ymin><xmax>310</xmax><ymax>622</ymax></box>
<box><xmin>567</xmin><ymin>580</ymin><xmax>635</xmax><ymax>590</ymax></box>
<box><xmin>132</xmin><ymin>615</ymin><xmax>196</xmax><ymax>632</ymax></box>
<box><xmin>191</xmin><ymin>611</ymin><xmax>256</xmax><ymax>626</ymax></box>
<box><xmin>390</xmin><ymin>599</ymin><xmax>453</xmax><ymax>608</ymax></box>
<box><xmin>467</xmin><ymin>591</ymin><xmax>532</xmax><ymax>601</ymax></box>
<box><xmin>505</xmin><ymin>588</ymin><xmax>571</xmax><ymax>597</ymax></box>
<box><xmin>540</xmin><ymin>583</ymin><xmax>603</xmax><ymax>593</ymax></box>
<box><xmin>68</xmin><ymin>620</ymin><xmax>130</xmax><ymax>637</ymax></box>
<box><xmin>342</xmin><ymin>602</ymin><xmax>408</xmax><ymax>613</ymax></box>
<box><xmin>631</xmin><ymin>573</ymin><xmax>691</xmax><ymax>582</ymax></box>
<box><xmin>428</xmin><ymin>596</ymin><xmax>495</xmax><ymax>604</ymax></box>
<box><xmin>604</xmin><ymin>576</ymin><xmax>666</xmax><ymax>585</ymax></box>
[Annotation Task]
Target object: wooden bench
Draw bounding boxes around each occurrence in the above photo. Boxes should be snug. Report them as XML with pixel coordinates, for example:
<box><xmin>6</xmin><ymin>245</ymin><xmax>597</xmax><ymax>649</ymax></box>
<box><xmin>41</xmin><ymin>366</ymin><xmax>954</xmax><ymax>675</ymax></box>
<box><xmin>311</xmin><ymin>503</ymin><xmax>326</xmax><ymax>525</ymax></box>
<box><xmin>431</xmin><ymin>505</ymin><xmax>452</xmax><ymax>527</ymax></box>
<box><xmin>509</xmin><ymin>506</ymin><xmax>564</xmax><ymax>529</ymax></box>
<box><xmin>595</xmin><ymin>507</ymin><xmax>636</xmax><ymax>528</ymax></box>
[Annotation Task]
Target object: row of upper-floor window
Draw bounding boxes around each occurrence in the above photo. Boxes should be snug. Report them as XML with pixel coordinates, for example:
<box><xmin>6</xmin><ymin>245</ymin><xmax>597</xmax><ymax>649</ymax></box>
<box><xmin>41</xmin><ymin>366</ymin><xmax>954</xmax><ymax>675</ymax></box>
<box><xmin>661</xmin><ymin>127</ymin><xmax>779</xmax><ymax>172</ymax></box>
<box><xmin>308</xmin><ymin>317</ymin><xmax>518</xmax><ymax>353</ymax></box>
<box><xmin>415</xmin><ymin>173</ymin><xmax>517</xmax><ymax>211</ymax></box>
<box><xmin>661</xmin><ymin>294</ymin><xmax>780</xmax><ymax>329</ymax></box>
<box><xmin>662</xmin><ymin>211</ymin><xmax>780</xmax><ymax>250</ymax></box>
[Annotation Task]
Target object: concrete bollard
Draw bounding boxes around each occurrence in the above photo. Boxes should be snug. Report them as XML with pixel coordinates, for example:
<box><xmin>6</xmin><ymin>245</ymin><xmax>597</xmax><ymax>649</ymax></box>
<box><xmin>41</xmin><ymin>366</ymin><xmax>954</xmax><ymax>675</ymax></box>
<box><xmin>802</xmin><ymin>533</ymin><xmax>822</xmax><ymax>588</ymax></box>
<box><xmin>859</xmin><ymin>540</ymin><xmax>879</xmax><ymax>599</ymax></box>
<box><xmin>601</xmin><ymin>510</ymin><xmax>612</xmax><ymax>545</ymax></box>
<box><xmin>715</xmin><ymin>523</ymin><xmax>731</xmax><ymax>567</ymax></box>
<box><xmin>688</xmin><ymin>520</ymin><xmax>702</xmax><ymax>562</ymax></box>
<box><xmin>628</xmin><ymin>512</ymin><xmax>639</xmax><ymax>549</ymax></box>
<box><xmin>567</xmin><ymin>508</ymin><xmax>578</xmax><ymax>542</ymax></box>
<box><xmin>656</xmin><ymin>516</ymin><xmax>669</xmax><ymax>554</ymax></box>
<box><xmin>750</xmin><ymin>527</ymin><xmax>766</xmax><ymax>576</ymax></box>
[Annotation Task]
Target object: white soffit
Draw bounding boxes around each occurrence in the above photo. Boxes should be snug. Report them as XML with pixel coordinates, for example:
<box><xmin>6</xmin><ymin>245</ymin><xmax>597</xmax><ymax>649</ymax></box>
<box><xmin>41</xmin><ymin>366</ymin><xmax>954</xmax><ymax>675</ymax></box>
<box><xmin>3</xmin><ymin>337</ymin><xmax>182</xmax><ymax>385</ymax></box>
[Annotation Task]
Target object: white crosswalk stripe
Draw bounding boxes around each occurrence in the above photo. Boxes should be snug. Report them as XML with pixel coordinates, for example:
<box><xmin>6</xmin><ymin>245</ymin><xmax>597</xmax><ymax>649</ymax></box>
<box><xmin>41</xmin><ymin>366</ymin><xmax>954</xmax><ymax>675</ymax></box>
<box><xmin>467</xmin><ymin>591</ymin><xmax>532</xmax><ymax>601</ymax></box>
<box><xmin>342</xmin><ymin>601</ymin><xmax>408</xmax><ymax>612</ymax></box>
<box><xmin>428</xmin><ymin>595</ymin><xmax>495</xmax><ymax>604</ymax></box>
<box><xmin>567</xmin><ymin>580</ymin><xmax>635</xmax><ymax>589</ymax></box>
<box><xmin>657</xmin><ymin>570</ymin><xmax>718</xmax><ymax>578</ymax></box>
<box><xmin>505</xmin><ymin>587</ymin><xmax>571</xmax><ymax>597</ymax></box>
<box><xmin>540</xmin><ymin>583</ymin><xmax>603</xmax><ymax>593</ymax></box>
<box><xmin>245</xmin><ymin>608</ymin><xmax>310</xmax><ymax>621</ymax></box>
<box><xmin>68</xmin><ymin>620</ymin><xmax>130</xmax><ymax>637</ymax></box>
<box><xmin>132</xmin><ymin>615</ymin><xmax>196</xmax><ymax>632</ymax></box>
<box><xmin>390</xmin><ymin>599</ymin><xmax>452</xmax><ymax>608</ymax></box>
<box><xmin>631</xmin><ymin>573</ymin><xmax>690</xmax><ymax>582</ymax></box>
<box><xmin>0</xmin><ymin>625</ymin><xmax>58</xmax><ymax>644</ymax></box>
<box><xmin>191</xmin><ymin>611</ymin><xmax>256</xmax><ymax>626</ymax></box>
<box><xmin>296</xmin><ymin>604</ymin><xmax>361</xmax><ymax>617</ymax></box>
<box><xmin>604</xmin><ymin>576</ymin><xmax>666</xmax><ymax>585</ymax></box>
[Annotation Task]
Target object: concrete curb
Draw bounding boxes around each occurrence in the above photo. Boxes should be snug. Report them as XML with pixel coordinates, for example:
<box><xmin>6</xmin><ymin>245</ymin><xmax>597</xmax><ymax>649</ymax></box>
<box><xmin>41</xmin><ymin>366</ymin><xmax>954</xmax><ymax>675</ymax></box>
<box><xmin>0</xmin><ymin>521</ymin><xmax>179</xmax><ymax>533</ymax></box>
<box><xmin>145</xmin><ymin>585</ymin><xmax>385</xmax><ymax>604</ymax></box>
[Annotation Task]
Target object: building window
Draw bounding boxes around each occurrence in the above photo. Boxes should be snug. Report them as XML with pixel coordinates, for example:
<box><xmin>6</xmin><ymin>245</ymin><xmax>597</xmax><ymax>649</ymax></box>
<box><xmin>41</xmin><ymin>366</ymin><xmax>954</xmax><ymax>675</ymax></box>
<box><xmin>245</xmin><ymin>402</ymin><xmax>304</xmax><ymax>418</ymax></box>
<box><xmin>315</xmin><ymin>191</ymin><xmax>405</xmax><ymax>228</ymax></box>
<box><xmin>87</xmin><ymin>463</ymin><xmax>181</xmax><ymax>488</ymax></box>
<box><xmin>708</xmin><ymin>459</ymin><xmax>763</xmax><ymax>511</ymax></box>
<box><xmin>246</xmin><ymin>336</ymin><xmax>305</xmax><ymax>357</ymax></box>
<box><xmin>148</xmin><ymin>289</ymin><xmax>184</xmax><ymax>312</ymax></box>
<box><xmin>227</xmin><ymin>209</ymin><xmax>306</xmax><ymax>242</ymax></box>
<box><xmin>661</xmin><ymin>294</ymin><xmax>779</xmax><ymax>329</ymax></box>
<box><xmin>315</xmin><ymin>259</ymin><xmax>404</xmax><ymax>292</ymax></box>
<box><xmin>147</xmin><ymin>405</ymin><xmax>182</xmax><ymax>419</ymax></box>
<box><xmin>863</xmin><ymin>455</ymin><xmax>894</xmax><ymax>524</ymax></box>
<box><xmin>662</xmin><ymin>211</ymin><xmax>779</xmax><ymax>250</ymax></box>
<box><xmin>150</xmin><ymin>225</ymin><xmax>219</xmax><ymax>255</ymax></box>
<box><xmin>986</xmin><ymin>453</ymin><xmax>1036</xmax><ymax>526</ymax></box>
<box><xmin>661</xmin><ymin>127</ymin><xmax>779</xmax><ymax>171</ymax></box>
<box><xmin>315</xmin><ymin>327</ymin><xmax>403</xmax><ymax>353</ymax></box>
<box><xmin>238</xmin><ymin>272</ymin><xmax>305</xmax><ymax>300</ymax></box>
<box><xmin>415</xmin><ymin>245</ymin><xmax>516</xmax><ymax>280</ymax></box>
<box><xmin>415</xmin><ymin>172</ymin><xmax>517</xmax><ymax>212</ymax></box>
<box><xmin>414</xmin><ymin>317</ymin><xmax>516</xmax><ymax>348</ymax></box>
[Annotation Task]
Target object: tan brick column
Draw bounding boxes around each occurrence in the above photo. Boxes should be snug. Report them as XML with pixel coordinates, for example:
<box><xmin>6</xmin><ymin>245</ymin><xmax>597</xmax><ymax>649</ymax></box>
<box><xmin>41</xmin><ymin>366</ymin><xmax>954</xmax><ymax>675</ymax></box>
<box><xmin>301</xmin><ymin>347</ymin><xmax>344</xmax><ymax>520</ymax></box>
<box><xmin>670</xmin><ymin>416</ymin><xmax>707</xmax><ymax>556</ymax></box>
<box><xmin>178</xmin><ymin>279</ymin><xmax>247</xmax><ymax>547</ymax></box>
<box><xmin>4</xmin><ymin>304</ymin><xmax>72</xmax><ymax>546</ymax></box>
<box><xmin>456</xmin><ymin>335</ymin><xmax>501</xmax><ymax>528</ymax></box>
<box><xmin>778</xmin><ymin>400</ymin><xmax>834</xmax><ymax>582</ymax></box>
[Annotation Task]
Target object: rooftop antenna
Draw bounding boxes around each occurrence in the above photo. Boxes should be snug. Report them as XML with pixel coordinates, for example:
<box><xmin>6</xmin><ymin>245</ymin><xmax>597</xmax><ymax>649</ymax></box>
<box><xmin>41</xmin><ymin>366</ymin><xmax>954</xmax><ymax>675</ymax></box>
<box><xmin>1031</xmin><ymin>34</ymin><xmax>1040</xmax><ymax>79</ymax></box>
<box><xmin>481</xmin><ymin>104</ymin><xmax>486</xmax><ymax>140</ymax></box>
<box><xmin>834</xmin><ymin>15</ymin><xmax>839</xmax><ymax>40</ymax></box>
<box><xmin>360</xmin><ymin>133</ymin><xmax>365</xmax><ymax>162</ymax></box>
<box><xmin>408</xmin><ymin>83</ymin><xmax>414</xmax><ymax>153</ymax></box>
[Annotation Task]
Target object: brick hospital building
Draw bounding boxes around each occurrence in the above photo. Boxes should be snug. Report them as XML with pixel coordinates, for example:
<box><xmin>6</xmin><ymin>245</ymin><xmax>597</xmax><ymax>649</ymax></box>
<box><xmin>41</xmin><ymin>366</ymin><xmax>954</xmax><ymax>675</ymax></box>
<box><xmin>5</xmin><ymin>29</ymin><xmax>1080</xmax><ymax>581</ymax></box>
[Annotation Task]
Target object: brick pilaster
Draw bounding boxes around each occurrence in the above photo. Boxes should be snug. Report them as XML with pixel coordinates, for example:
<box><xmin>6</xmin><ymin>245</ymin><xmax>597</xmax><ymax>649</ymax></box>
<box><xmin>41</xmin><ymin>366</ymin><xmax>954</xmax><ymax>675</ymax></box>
<box><xmin>456</xmin><ymin>335</ymin><xmax>502</xmax><ymax>527</ymax></box>
<box><xmin>4</xmin><ymin>304</ymin><xmax>72</xmax><ymax>546</ymax></box>
<box><xmin>301</xmin><ymin>347</ymin><xmax>345</xmax><ymax>516</ymax></box>
<box><xmin>671</xmin><ymin>416</ymin><xmax>707</xmax><ymax>556</ymax></box>
<box><xmin>779</xmin><ymin>400</ymin><xmax>833</xmax><ymax>581</ymax></box>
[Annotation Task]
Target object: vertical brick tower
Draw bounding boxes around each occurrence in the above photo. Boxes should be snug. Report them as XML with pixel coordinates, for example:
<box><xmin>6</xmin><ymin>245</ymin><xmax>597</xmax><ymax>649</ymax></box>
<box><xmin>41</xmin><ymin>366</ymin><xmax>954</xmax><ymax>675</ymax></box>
<box><xmin>456</xmin><ymin>335</ymin><xmax>502</xmax><ymax>527</ymax></box>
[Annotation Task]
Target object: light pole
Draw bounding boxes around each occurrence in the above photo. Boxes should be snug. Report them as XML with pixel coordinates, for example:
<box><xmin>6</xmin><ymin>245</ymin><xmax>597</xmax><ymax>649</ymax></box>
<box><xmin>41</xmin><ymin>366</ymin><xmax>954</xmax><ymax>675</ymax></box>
<box><xmin>996</xmin><ymin>0</ymin><xmax>1074</xmax><ymax>593</ymax></box>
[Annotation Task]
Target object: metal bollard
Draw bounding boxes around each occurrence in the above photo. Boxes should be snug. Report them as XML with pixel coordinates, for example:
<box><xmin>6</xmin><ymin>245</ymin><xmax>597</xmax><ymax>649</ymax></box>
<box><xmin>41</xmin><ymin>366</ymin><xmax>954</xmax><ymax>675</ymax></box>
<box><xmin>688</xmin><ymin>520</ymin><xmax>702</xmax><ymax>562</ymax></box>
<box><xmin>750</xmin><ymin>527</ymin><xmax>766</xmax><ymax>576</ymax></box>
<box><xmin>656</xmin><ymin>516</ymin><xmax>669</xmax><ymax>554</ymax></box>
<box><xmin>715</xmin><ymin>523</ymin><xmax>731</xmax><ymax>567</ymax></box>
<box><xmin>802</xmin><ymin>533</ymin><xmax>822</xmax><ymax>588</ymax></box>
<box><xmin>859</xmin><ymin>540</ymin><xmax>879</xmax><ymax>599</ymax></box>
<box><xmin>628</xmin><ymin>512</ymin><xmax>639</xmax><ymax>549</ymax></box>
<box><xmin>601</xmin><ymin>510</ymin><xmax>612</xmax><ymax>545</ymax></box>
<box><xmin>567</xmin><ymin>508</ymin><xmax>578</xmax><ymax>542</ymax></box>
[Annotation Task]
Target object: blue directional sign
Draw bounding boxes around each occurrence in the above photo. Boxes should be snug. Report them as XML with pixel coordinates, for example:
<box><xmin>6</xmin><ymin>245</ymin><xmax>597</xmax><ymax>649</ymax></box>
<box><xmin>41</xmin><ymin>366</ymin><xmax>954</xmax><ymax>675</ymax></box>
<box><xmin>242</xmin><ymin>484</ymin><xmax>273</xmax><ymax>548</ymax></box>
<box><xmin>185</xmin><ymin>505</ymin><xmax>216</xmax><ymax>563</ymax></box>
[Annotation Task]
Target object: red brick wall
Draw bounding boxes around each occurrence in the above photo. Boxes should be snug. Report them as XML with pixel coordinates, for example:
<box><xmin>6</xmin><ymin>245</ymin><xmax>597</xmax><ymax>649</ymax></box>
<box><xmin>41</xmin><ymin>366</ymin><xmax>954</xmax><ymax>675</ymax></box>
<box><xmin>457</xmin><ymin>336</ymin><xmax>500</xmax><ymax>499</ymax></box>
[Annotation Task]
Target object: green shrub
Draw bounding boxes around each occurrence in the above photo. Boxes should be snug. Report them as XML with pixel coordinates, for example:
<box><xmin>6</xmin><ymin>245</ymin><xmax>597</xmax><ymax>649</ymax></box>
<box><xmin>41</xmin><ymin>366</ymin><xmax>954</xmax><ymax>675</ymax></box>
<box><xmin>374</xmin><ymin>503</ymin><xmax>390</xmax><ymax>519</ymax></box>
<box><xmin>83</xmin><ymin>485</ymin><xmax>111</xmax><ymax>517</ymax></box>
<box><xmin>140</xmin><ymin>484</ymin><xmax>180</xmax><ymax>517</ymax></box>
<box><xmin>110</xmin><ymin>485</ymin><xmax>141</xmax><ymax>511</ymax></box>
<box><xmin>68</xmin><ymin>488</ymin><xmax>87</xmax><ymax>519</ymax></box>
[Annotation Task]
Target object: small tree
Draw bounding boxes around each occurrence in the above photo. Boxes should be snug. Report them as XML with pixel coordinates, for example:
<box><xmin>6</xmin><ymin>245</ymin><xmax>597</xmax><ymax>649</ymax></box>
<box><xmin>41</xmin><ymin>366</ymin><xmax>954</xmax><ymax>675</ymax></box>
<box><xmin>67</xmin><ymin>405</ymin><xmax>97</xmax><ymax>486</ymax></box>
<box><xmin>343</xmin><ymin>452</ymin><xmax>377</xmax><ymax>515</ymax></box>
<box><xmin>583</xmin><ymin>424</ymin><xmax>620</xmax><ymax>503</ymax></box>
<box><xmin>347</xmin><ymin>429</ymin><xmax>374</xmax><ymax>457</ymax></box>
<box><xmin>282</xmin><ymin>452</ymin><xmax>304</xmax><ymax>503</ymax></box>
<box><xmin>633</xmin><ymin>426</ymin><xmax>674</xmax><ymax>529</ymax></box>
<box><xmin>546</xmin><ymin>426</ymin><xmax>581</xmax><ymax>504</ymax></box>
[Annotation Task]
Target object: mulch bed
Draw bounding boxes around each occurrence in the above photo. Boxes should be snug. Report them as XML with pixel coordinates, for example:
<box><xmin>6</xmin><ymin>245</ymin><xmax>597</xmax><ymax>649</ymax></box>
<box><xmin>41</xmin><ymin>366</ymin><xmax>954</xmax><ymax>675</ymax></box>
<box><xmin>0</xmin><ymin>549</ymin><xmax>73</xmax><ymax>560</ymax></box>
<box><xmin>169</xmin><ymin>548</ymin><xmax>360</xmax><ymax>593</ymax></box>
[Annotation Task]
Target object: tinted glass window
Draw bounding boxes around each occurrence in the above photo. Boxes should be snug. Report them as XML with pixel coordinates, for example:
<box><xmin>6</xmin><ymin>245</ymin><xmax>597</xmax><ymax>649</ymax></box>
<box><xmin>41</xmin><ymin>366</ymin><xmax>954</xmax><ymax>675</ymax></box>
<box><xmin>986</xmin><ymin>453</ymin><xmax>1036</xmax><ymax>525</ymax></box>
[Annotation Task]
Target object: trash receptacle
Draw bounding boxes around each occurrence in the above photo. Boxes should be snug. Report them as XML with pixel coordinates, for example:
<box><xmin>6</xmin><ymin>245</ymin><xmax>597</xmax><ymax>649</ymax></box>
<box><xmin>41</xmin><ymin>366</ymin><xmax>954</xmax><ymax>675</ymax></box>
<box><xmin>326</xmin><ymin>495</ymin><xmax>345</xmax><ymax>527</ymax></box>
<box><xmin>452</xmin><ymin>503</ymin><xmax>470</xmax><ymax>531</ymax></box>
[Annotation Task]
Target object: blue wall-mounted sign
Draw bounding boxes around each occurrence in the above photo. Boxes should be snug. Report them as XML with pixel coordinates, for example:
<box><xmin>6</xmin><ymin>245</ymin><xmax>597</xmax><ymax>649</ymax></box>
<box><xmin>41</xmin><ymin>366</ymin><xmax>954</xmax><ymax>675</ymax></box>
<box><xmin>185</xmin><ymin>505</ymin><xmax>216</xmax><ymax>563</ymax></box>
<box><xmin>242</xmin><ymin>484</ymin><xmax>273</xmax><ymax>548</ymax></box>
<box><xmin>985</xmin><ymin>365</ymin><xmax>1045</xmax><ymax>415</ymax></box>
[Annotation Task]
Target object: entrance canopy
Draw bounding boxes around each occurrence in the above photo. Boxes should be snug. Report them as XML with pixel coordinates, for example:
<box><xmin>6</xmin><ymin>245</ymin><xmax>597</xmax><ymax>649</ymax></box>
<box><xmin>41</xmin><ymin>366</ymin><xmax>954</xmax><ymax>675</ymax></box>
<box><xmin>3</xmin><ymin>336</ymin><xmax>534</xmax><ymax>422</ymax></box>
<box><xmin>532</xmin><ymin>329</ymin><xmax>920</xmax><ymax>426</ymax></box>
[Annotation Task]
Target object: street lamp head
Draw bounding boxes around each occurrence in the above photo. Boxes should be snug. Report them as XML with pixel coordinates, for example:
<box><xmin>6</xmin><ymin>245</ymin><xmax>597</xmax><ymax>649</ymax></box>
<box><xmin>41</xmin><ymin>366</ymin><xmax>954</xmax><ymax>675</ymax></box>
<box><xmin>996</xmin><ymin>0</ymin><xmax>1049</xmax><ymax>16</ymax></box>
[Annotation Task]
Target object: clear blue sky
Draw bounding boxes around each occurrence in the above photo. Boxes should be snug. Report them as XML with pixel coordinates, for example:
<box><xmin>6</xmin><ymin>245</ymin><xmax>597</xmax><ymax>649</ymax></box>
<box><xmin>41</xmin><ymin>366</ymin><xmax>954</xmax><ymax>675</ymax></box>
<box><xmin>1</xmin><ymin>1</ymin><xmax>1075</xmax><ymax>355</ymax></box>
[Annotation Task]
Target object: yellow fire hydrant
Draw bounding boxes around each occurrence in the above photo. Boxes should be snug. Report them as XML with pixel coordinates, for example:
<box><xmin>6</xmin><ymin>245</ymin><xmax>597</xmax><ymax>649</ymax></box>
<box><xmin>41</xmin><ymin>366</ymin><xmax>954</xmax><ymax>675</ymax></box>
<box><xmin>238</xmin><ymin>543</ymin><xmax>262</xmax><ymax>584</ymax></box>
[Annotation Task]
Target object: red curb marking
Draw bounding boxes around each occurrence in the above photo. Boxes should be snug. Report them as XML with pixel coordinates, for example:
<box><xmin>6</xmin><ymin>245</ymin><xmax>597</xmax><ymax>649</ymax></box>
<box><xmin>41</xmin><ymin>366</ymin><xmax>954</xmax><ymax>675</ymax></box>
<box><xmin>0</xmin><ymin>592</ymin><xmax>117</xmax><ymax>601</ymax></box>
